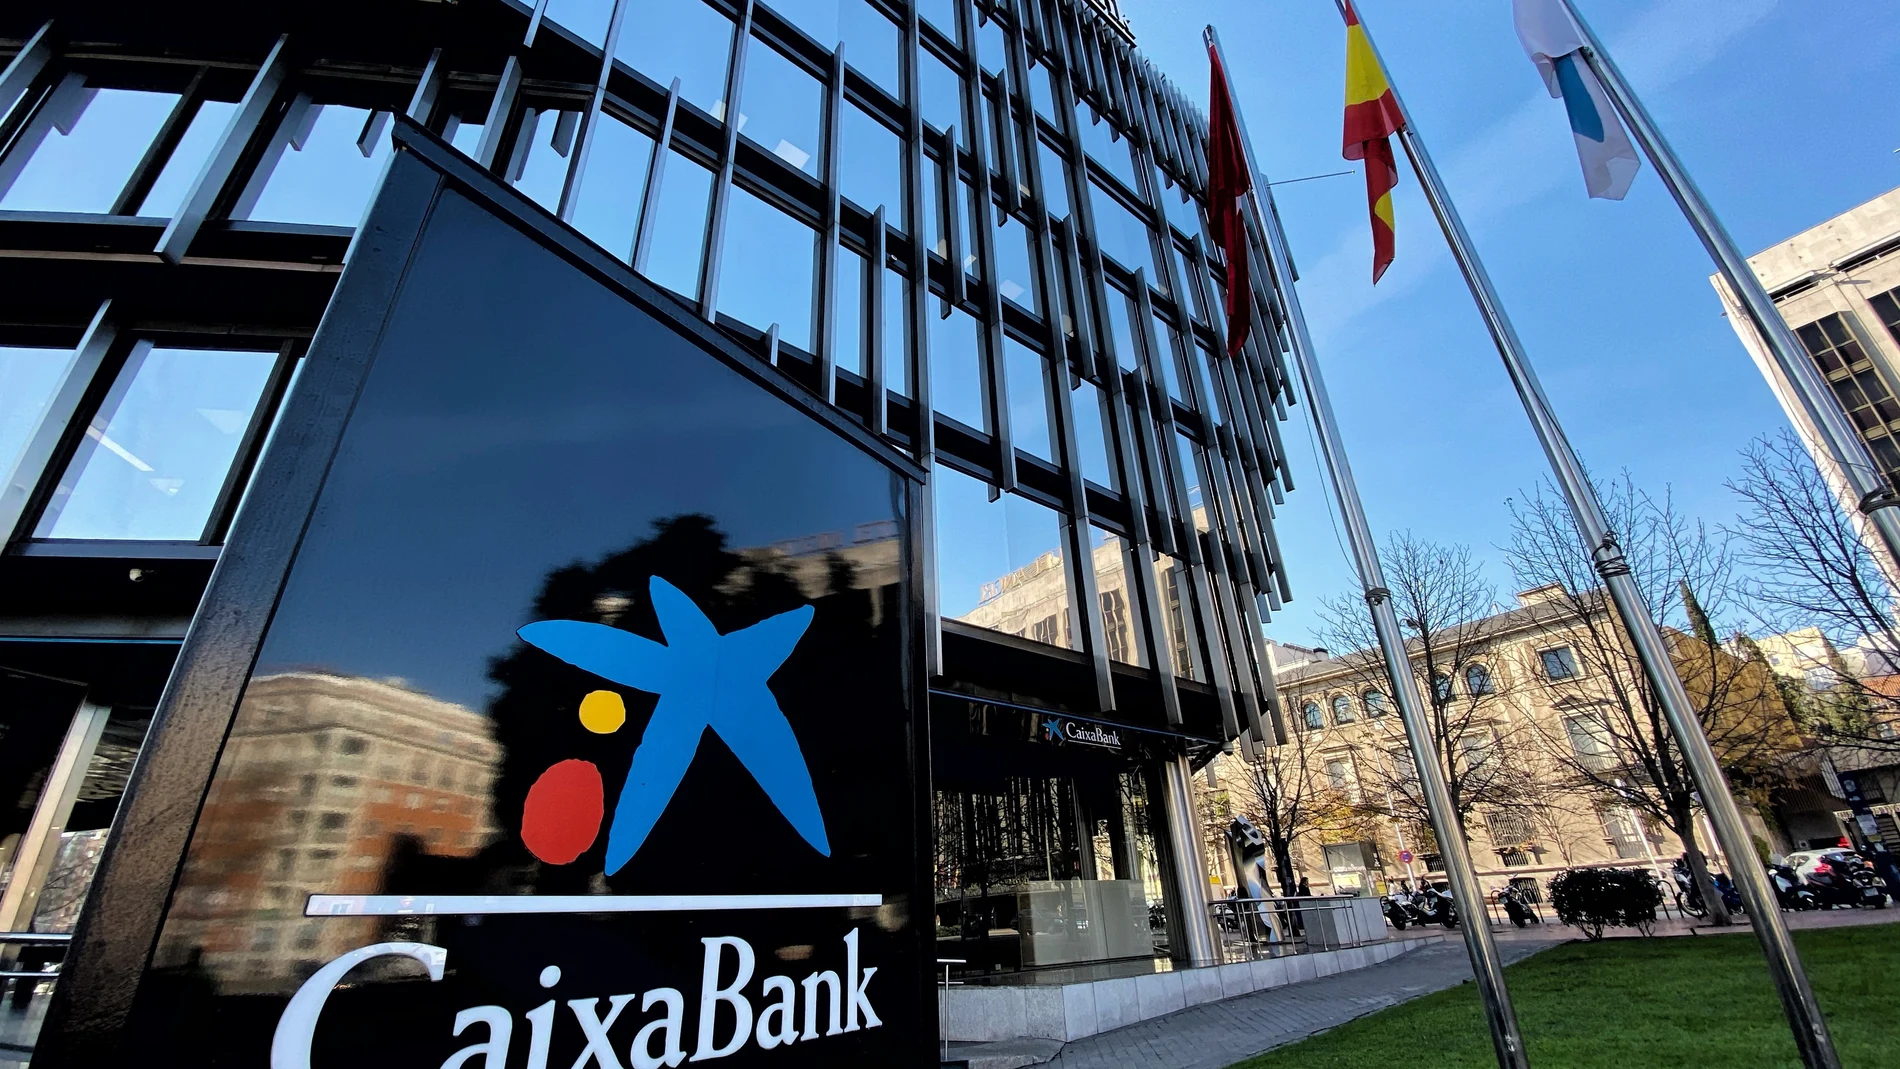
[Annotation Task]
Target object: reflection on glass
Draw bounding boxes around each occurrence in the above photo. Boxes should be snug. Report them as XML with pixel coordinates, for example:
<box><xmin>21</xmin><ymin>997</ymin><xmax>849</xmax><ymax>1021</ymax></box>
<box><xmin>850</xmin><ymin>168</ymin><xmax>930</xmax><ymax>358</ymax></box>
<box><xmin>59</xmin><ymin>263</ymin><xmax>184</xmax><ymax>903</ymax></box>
<box><xmin>1175</xmin><ymin>431</ymin><xmax>1209</xmax><ymax>533</ymax></box>
<box><xmin>835</xmin><ymin>247</ymin><xmax>865</xmax><ymax>376</ymax></box>
<box><xmin>642</xmin><ymin>150</ymin><xmax>713</xmax><ymax>298</ymax></box>
<box><xmin>1150</xmin><ymin>312</ymin><xmax>1184</xmax><ymax>403</ymax></box>
<box><xmin>1161</xmin><ymin>174</ymin><xmax>1202</xmax><ymax>238</ymax></box>
<box><xmin>1090</xmin><ymin>180</ymin><xmax>1158</xmax><ymax>286</ymax></box>
<box><xmin>717</xmin><ymin>187</ymin><xmax>818</xmax><ymax>351</ymax></box>
<box><xmin>929</xmin><ymin>307</ymin><xmax>986</xmax><ymax>431</ymax></box>
<box><xmin>543</xmin><ymin>0</ymin><xmax>615</xmax><ymax>45</ymax></box>
<box><xmin>976</xmin><ymin>19</ymin><xmax>1007</xmax><ymax>75</ymax></box>
<box><xmin>0</xmin><ymin>81</ymin><xmax>175</xmax><ymax>214</ymax></box>
<box><xmin>1173</xmin><ymin>239</ymin><xmax>1205</xmax><ymax>322</ymax></box>
<box><xmin>1038</xmin><ymin>141</ymin><xmax>1070</xmax><ymax>221</ymax></box>
<box><xmin>510</xmin><ymin>108</ymin><xmax>580</xmax><ymax>212</ymax></box>
<box><xmin>36</xmin><ymin>344</ymin><xmax>276</xmax><ymax>541</ymax></box>
<box><xmin>1003</xmin><ymin>339</ymin><xmax>1053</xmax><ymax>462</ymax></box>
<box><xmin>995</xmin><ymin>214</ymin><xmax>1039</xmax><ymax>313</ymax></box>
<box><xmin>1076</xmin><ymin>102</ymin><xmax>1139</xmax><ymax>190</ymax></box>
<box><xmin>568</xmin><ymin>113</ymin><xmax>655</xmax><ymax>260</ymax></box>
<box><xmin>934</xmin><ymin>466</ymin><xmax>1076</xmax><ymax>650</ymax></box>
<box><xmin>840</xmin><ymin>105</ymin><xmax>903</xmax><ymax>228</ymax></box>
<box><xmin>1193</xmin><ymin>344</ymin><xmax>1223</xmax><ymax>425</ymax></box>
<box><xmin>1102</xmin><ymin>284</ymin><xmax>1139</xmax><ymax>372</ymax></box>
<box><xmin>916</xmin><ymin>0</ymin><xmax>958</xmax><ymax>39</ymax></box>
<box><xmin>1030</xmin><ymin>64</ymin><xmax>1057</xmax><ymax>123</ymax></box>
<box><xmin>740</xmin><ymin>42</ymin><xmax>822</xmax><ymax>176</ymax></box>
<box><xmin>1069</xmin><ymin>378</ymin><xmax>1116</xmax><ymax>489</ymax></box>
<box><xmin>1092</xmin><ymin>527</ymin><xmax>1145</xmax><ymax>666</ymax></box>
<box><xmin>238</xmin><ymin>103</ymin><xmax>394</xmax><ymax>228</ymax></box>
<box><xmin>447</xmin><ymin>116</ymin><xmax>485</xmax><ymax>157</ymax></box>
<box><xmin>884</xmin><ymin>265</ymin><xmax>910</xmax><ymax>396</ymax></box>
<box><xmin>1155</xmin><ymin>553</ymin><xmax>1204</xmax><ymax>681</ymax></box>
<box><xmin>1</xmin><ymin>347</ymin><xmax>70</xmax><ymax>484</ymax></box>
<box><xmin>771</xmin><ymin>0</ymin><xmax>901</xmax><ymax>97</ymax></box>
<box><xmin>137</xmin><ymin>100</ymin><xmax>237</xmax><ymax>218</ymax></box>
<box><xmin>615</xmin><ymin>1</ymin><xmax>735</xmax><ymax>119</ymax></box>
<box><xmin>918</xmin><ymin>51</ymin><xmax>963</xmax><ymax>147</ymax></box>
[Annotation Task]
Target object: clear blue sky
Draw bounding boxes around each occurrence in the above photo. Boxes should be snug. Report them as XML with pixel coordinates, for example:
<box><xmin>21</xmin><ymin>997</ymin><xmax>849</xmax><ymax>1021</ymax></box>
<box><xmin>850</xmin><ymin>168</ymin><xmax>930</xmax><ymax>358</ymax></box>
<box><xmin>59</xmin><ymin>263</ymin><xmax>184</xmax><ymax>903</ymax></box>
<box><xmin>1121</xmin><ymin>0</ymin><xmax>1900</xmax><ymax>647</ymax></box>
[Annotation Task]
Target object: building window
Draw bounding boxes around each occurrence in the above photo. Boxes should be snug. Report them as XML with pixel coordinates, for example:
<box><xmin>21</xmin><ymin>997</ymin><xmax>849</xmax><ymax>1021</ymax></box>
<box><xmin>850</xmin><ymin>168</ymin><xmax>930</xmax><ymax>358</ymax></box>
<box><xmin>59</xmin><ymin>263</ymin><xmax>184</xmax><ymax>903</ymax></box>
<box><xmin>1363</xmin><ymin>689</ymin><xmax>1388</xmax><ymax>717</ymax></box>
<box><xmin>1796</xmin><ymin>311</ymin><xmax>1900</xmax><ymax>488</ymax></box>
<box><xmin>1302</xmin><ymin>702</ymin><xmax>1324</xmax><ymax>731</ymax></box>
<box><xmin>1485</xmin><ymin>810</ymin><xmax>1536</xmax><ymax>867</ymax></box>
<box><xmin>1322</xmin><ymin>755</ymin><xmax>1358</xmax><ymax>801</ymax></box>
<box><xmin>1457</xmin><ymin>733</ymin><xmax>1494</xmax><ymax>773</ymax></box>
<box><xmin>935</xmin><ymin>466</ymin><xmax>1079</xmax><ymax>653</ymax></box>
<box><xmin>1432</xmin><ymin>674</ymin><xmax>1452</xmax><ymax>701</ymax></box>
<box><xmin>33</xmin><ymin>342</ymin><xmax>281</xmax><ymax>542</ymax></box>
<box><xmin>1564</xmin><ymin>713</ymin><xmax>1616</xmax><ymax>770</ymax></box>
<box><xmin>1540</xmin><ymin>647</ymin><xmax>1579</xmax><ymax>680</ymax></box>
<box><xmin>1464</xmin><ymin>663</ymin><xmax>1494</xmax><ymax>696</ymax></box>
<box><xmin>1331</xmin><ymin>694</ymin><xmax>1355</xmax><ymax>724</ymax></box>
<box><xmin>1598</xmin><ymin>808</ymin><xmax>1649</xmax><ymax>860</ymax></box>
<box><xmin>1872</xmin><ymin>287</ymin><xmax>1900</xmax><ymax>349</ymax></box>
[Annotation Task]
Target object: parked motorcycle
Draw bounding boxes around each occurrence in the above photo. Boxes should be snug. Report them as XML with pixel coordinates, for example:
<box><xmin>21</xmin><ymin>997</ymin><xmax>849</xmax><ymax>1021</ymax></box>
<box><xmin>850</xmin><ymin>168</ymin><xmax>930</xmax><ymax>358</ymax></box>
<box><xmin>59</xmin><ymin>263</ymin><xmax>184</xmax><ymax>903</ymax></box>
<box><xmin>1381</xmin><ymin>894</ymin><xmax>1411</xmax><ymax>930</ymax></box>
<box><xmin>1787</xmin><ymin>850</ymin><xmax>1889</xmax><ymax>909</ymax></box>
<box><xmin>1496</xmin><ymin>885</ymin><xmax>1539</xmax><ymax>928</ymax></box>
<box><xmin>1414</xmin><ymin>883</ymin><xmax>1458</xmax><ymax>928</ymax></box>
<box><xmin>1767</xmin><ymin>863</ymin><xmax>1820</xmax><ymax>911</ymax></box>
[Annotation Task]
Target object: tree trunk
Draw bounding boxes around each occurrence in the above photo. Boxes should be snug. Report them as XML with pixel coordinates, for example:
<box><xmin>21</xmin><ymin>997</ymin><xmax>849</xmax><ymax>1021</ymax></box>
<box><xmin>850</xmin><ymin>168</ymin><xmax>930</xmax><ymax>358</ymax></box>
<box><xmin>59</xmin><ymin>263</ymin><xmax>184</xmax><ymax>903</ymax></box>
<box><xmin>1270</xmin><ymin>836</ymin><xmax>1296</xmax><ymax>897</ymax></box>
<box><xmin>1679</xmin><ymin>816</ymin><xmax>1733</xmax><ymax>926</ymax></box>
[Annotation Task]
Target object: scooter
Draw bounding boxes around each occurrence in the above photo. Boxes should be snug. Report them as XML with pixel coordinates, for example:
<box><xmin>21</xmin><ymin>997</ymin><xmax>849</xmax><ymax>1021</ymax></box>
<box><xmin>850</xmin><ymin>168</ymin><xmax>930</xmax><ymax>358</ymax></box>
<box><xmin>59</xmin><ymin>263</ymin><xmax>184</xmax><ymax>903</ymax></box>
<box><xmin>1381</xmin><ymin>894</ymin><xmax>1411</xmax><ymax>930</ymax></box>
<box><xmin>1414</xmin><ymin>884</ymin><xmax>1458</xmax><ymax>928</ymax></box>
<box><xmin>1496</xmin><ymin>886</ymin><xmax>1539</xmax><ymax>927</ymax></box>
<box><xmin>1768</xmin><ymin>864</ymin><xmax>1819</xmax><ymax>911</ymax></box>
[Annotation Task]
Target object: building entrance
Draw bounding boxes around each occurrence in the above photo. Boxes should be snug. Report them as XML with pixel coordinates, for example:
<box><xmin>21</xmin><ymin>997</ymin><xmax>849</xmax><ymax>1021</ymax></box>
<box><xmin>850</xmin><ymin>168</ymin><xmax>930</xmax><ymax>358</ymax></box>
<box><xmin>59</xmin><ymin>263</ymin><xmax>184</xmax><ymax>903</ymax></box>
<box><xmin>0</xmin><ymin>644</ymin><xmax>167</xmax><ymax>1061</ymax></box>
<box><xmin>931</xmin><ymin>699</ymin><xmax>1173</xmax><ymax>978</ymax></box>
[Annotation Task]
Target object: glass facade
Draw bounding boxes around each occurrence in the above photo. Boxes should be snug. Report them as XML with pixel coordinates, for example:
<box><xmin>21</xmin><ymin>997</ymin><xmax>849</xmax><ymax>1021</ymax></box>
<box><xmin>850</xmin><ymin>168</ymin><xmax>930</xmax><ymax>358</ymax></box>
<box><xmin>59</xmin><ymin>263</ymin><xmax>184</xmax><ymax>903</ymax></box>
<box><xmin>0</xmin><ymin>0</ymin><xmax>1305</xmax><ymax>1048</ymax></box>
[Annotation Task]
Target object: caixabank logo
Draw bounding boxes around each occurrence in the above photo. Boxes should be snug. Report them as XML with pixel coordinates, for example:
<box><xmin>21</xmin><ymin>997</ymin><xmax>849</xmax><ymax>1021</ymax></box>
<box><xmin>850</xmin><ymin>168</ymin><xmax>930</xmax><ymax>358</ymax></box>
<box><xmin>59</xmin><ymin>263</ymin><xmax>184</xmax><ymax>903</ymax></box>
<box><xmin>514</xmin><ymin>576</ymin><xmax>830</xmax><ymax>873</ymax></box>
<box><xmin>271</xmin><ymin>577</ymin><xmax>887</xmax><ymax>1069</ymax></box>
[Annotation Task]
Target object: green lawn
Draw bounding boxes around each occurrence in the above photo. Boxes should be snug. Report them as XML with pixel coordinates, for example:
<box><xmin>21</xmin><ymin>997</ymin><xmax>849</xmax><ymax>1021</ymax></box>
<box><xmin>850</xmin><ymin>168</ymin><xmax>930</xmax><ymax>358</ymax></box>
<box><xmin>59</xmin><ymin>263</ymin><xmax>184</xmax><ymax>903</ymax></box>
<box><xmin>1230</xmin><ymin>925</ymin><xmax>1900</xmax><ymax>1069</ymax></box>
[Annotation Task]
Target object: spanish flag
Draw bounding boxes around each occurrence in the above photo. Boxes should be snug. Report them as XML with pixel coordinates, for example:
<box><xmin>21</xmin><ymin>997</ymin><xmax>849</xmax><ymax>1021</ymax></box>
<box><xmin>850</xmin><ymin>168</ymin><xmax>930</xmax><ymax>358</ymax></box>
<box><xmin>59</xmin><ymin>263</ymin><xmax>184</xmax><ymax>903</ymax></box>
<box><xmin>1341</xmin><ymin>0</ymin><xmax>1403</xmax><ymax>283</ymax></box>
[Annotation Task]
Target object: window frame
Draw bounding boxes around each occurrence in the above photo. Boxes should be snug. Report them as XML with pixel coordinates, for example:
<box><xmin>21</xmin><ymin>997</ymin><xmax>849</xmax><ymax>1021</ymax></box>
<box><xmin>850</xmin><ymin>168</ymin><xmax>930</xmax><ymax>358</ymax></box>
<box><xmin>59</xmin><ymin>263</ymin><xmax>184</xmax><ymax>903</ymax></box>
<box><xmin>1538</xmin><ymin>646</ymin><xmax>1579</xmax><ymax>681</ymax></box>
<box><xmin>13</xmin><ymin>330</ymin><xmax>300</xmax><ymax>554</ymax></box>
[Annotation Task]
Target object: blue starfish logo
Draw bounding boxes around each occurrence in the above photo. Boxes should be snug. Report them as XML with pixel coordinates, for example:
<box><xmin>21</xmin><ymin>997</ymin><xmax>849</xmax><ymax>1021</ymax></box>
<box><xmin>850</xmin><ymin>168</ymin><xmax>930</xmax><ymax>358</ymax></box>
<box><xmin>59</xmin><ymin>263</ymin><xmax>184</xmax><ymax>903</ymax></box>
<box><xmin>517</xmin><ymin>577</ymin><xmax>829</xmax><ymax>874</ymax></box>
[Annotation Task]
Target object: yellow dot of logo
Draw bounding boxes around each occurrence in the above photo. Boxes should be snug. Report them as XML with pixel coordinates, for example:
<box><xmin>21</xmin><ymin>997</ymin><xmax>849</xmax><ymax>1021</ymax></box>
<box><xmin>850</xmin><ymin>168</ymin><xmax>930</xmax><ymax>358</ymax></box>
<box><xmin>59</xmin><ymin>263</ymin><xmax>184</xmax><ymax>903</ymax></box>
<box><xmin>578</xmin><ymin>690</ymin><xmax>626</xmax><ymax>734</ymax></box>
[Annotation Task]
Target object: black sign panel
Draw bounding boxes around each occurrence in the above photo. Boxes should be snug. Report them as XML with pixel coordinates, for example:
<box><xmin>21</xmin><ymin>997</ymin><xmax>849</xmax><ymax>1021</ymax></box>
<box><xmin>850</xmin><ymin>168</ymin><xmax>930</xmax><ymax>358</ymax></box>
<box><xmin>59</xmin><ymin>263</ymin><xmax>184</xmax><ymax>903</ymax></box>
<box><xmin>119</xmin><ymin>142</ymin><xmax>927</xmax><ymax>1067</ymax></box>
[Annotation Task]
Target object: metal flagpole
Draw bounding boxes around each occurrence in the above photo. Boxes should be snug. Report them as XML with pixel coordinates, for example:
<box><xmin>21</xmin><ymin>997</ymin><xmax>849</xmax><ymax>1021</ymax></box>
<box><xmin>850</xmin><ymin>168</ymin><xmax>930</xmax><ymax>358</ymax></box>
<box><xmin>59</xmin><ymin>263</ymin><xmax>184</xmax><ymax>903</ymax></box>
<box><xmin>1204</xmin><ymin>27</ymin><xmax>1532</xmax><ymax>1069</ymax></box>
<box><xmin>1341</xmin><ymin>7</ymin><xmax>1844</xmax><ymax>1068</ymax></box>
<box><xmin>1559</xmin><ymin>0</ymin><xmax>1900</xmax><ymax>580</ymax></box>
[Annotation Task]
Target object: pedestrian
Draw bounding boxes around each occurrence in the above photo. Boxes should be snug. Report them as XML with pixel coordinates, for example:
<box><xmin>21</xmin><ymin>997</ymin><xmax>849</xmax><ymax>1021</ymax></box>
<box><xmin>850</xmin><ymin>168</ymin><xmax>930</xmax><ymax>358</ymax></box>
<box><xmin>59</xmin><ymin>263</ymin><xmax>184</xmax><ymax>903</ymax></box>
<box><xmin>1295</xmin><ymin>876</ymin><xmax>1312</xmax><ymax>897</ymax></box>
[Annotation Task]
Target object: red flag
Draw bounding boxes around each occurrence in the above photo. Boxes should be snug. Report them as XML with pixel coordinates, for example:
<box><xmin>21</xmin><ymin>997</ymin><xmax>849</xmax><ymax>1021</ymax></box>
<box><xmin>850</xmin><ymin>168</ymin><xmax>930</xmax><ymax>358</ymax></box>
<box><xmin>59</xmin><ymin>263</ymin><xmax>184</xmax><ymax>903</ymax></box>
<box><xmin>1205</xmin><ymin>43</ymin><xmax>1252</xmax><ymax>356</ymax></box>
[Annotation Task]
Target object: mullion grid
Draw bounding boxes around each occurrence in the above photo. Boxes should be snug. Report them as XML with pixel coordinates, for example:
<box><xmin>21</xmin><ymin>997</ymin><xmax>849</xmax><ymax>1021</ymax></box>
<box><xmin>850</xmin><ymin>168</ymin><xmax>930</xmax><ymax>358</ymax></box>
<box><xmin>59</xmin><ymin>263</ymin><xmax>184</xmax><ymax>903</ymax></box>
<box><xmin>0</xmin><ymin>0</ymin><xmax>1295</xmax><ymax>734</ymax></box>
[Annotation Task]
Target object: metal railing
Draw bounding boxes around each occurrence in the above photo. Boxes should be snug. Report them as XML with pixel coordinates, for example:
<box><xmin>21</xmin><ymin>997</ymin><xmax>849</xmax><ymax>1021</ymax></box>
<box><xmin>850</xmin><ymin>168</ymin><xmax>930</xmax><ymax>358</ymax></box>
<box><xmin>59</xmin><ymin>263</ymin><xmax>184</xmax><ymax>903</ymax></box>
<box><xmin>0</xmin><ymin>933</ymin><xmax>69</xmax><ymax>981</ymax></box>
<box><xmin>1208</xmin><ymin>895</ymin><xmax>1388</xmax><ymax>961</ymax></box>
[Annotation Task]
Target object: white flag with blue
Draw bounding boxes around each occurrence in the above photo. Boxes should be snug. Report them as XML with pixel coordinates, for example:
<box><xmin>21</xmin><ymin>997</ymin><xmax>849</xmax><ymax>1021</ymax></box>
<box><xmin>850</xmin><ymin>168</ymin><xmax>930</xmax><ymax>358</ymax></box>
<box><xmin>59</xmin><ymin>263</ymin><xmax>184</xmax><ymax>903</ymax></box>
<box><xmin>1513</xmin><ymin>0</ymin><xmax>1640</xmax><ymax>200</ymax></box>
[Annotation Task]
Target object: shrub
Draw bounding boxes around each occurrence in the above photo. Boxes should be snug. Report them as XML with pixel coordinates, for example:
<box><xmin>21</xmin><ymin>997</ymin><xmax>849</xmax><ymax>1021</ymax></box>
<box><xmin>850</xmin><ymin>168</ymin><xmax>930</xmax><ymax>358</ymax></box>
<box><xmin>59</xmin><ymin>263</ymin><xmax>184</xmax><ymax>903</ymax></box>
<box><xmin>1547</xmin><ymin>867</ymin><xmax>1663</xmax><ymax>940</ymax></box>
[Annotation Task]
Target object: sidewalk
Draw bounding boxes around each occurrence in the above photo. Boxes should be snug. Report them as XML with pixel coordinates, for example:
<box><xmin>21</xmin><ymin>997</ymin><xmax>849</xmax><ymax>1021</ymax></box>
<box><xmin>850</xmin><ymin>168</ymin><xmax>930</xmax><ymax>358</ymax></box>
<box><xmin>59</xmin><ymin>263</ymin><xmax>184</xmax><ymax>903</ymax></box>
<box><xmin>1017</xmin><ymin>932</ymin><xmax>1563</xmax><ymax>1069</ymax></box>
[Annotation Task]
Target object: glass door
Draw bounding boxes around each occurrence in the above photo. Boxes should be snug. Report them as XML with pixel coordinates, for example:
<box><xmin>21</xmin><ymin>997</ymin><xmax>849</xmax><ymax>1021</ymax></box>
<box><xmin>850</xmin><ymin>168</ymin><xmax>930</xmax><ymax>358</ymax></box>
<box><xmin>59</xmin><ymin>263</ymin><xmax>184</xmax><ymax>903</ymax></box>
<box><xmin>0</xmin><ymin>665</ymin><xmax>123</xmax><ymax>1065</ymax></box>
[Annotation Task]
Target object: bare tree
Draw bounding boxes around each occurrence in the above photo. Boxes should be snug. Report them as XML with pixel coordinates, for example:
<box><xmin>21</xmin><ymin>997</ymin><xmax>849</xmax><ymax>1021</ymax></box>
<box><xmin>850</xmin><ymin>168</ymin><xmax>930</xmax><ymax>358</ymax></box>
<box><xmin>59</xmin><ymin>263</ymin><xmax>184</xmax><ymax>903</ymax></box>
<box><xmin>1730</xmin><ymin>430</ymin><xmax>1900</xmax><ymax>754</ymax></box>
<box><xmin>1234</xmin><ymin>718</ymin><xmax>1370</xmax><ymax>895</ymax></box>
<box><xmin>1507</xmin><ymin>474</ymin><xmax>1801</xmax><ymax>925</ymax></box>
<box><xmin>1311</xmin><ymin>534</ymin><xmax>1535</xmax><ymax>835</ymax></box>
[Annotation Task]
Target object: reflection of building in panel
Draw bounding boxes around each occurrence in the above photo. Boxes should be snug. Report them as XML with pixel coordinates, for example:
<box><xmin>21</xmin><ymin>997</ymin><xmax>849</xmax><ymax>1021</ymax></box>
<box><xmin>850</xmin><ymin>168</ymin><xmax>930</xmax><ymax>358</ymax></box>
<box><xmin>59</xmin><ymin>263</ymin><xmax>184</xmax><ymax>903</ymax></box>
<box><xmin>153</xmin><ymin>673</ymin><xmax>497</xmax><ymax>991</ymax></box>
<box><xmin>726</xmin><ymin>520</ymin><xmax>902</xmax><ymax>618</ymax></box>
<box><xmin>957</xmin><ymin>547</ymin><xmax>1073</xmax><ymax>648</ymax></box>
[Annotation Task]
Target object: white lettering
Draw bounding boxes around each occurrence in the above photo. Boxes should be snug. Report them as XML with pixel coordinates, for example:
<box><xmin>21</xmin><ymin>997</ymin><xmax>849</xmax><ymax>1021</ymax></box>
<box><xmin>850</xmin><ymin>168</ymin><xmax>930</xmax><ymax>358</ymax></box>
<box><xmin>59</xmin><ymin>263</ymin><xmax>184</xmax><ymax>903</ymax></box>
<box><xmin>271</xmin><ymin>942</ymin><xmax>446</xmax><ymax>1069</ymax></box>
<box><xmin>755</xmin><ymin>976</ymin><xmax>799</xmax><ymax>1050</ymax></box>
<box><xmin>568</xmin><ymin>995</ymin><xmax>636</xmax><ymax>1069</ymax></box>
<box><xmin>842</xmin><ymin>929</ymin><xmax>881</xmax><ymax>1032</ymax></box>
<box><xmin>689</xmin><ymin>938</ymin><xmax>754</xmax><ymax>1062</ymax></box>
<box><xmin>798</xmin><ymin>971</ymin><xmax>841</xmax><ymax>1040</ymax></box>
<box><xmin>629</xmin><ymin>988</ymin><xmax>687</xmax><ymax>1069</ymax></box>
<box><xmin>441</xmin><ymin>1006</ymin><xmax>513</xmax><ymax>1069</ymax></box>
<box><xmin>524</xmin><ymin>1000</ymin><xmax>556</xmax><ymax>1069</ymax></box>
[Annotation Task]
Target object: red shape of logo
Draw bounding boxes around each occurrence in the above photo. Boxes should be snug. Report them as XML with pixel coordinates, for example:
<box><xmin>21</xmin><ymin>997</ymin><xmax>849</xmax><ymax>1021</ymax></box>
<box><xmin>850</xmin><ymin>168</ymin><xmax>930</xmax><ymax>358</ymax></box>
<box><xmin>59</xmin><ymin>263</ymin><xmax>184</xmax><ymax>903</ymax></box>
<box><xmin>521</xmin><ymin>759</ymin><xmax>604</xmax><ymax>864</ymax></box>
